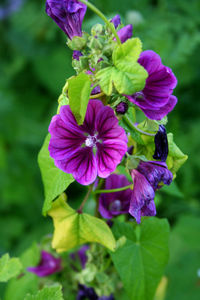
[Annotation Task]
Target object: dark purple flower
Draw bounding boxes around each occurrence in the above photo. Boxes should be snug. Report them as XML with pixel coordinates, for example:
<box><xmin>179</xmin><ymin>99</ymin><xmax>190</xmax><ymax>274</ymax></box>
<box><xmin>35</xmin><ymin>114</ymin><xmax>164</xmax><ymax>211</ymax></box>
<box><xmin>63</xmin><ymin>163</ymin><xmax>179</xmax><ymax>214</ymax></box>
<box><xmin>27</xmin><ymin>251</ymin><xmax>61</xmax><ymax>277</ymax></box>
<box><xmin>153</xmin><ymin>125</ymin><xmax>168</xmax><ymax>162</ymax></box>
<box><xmin>116</xmin><ymin>24</ymin><xmax>133</xmax><ymax>43</ymax></box>
<box><xmin>48</xmin><ymin>100</ymin><xmax>127</xmax><ymax>185</ymax></box>
<box><xmin>45</xmin><ymin>0</ymin><xmax>87</xmax><ymax>39</ymax></box>
<box><xmin>129</xmin><ymin>169</ymin><xmax>156</xmax><ymax>224</ymax></box>
<box><xmin>77</xmin><ymin>284</ymin><xmax>114</xmax><ymax>300</ymax></box>
<box><xmin>73</xmin><ymin>50</ymin><xmax>83</xmax><ymax>60</ymax></box>
<box><xmin>99</xmin><ymin>174</ymin><xmax>131</xmax><ymax>219</ymax></box>
<box><xmin>116</xmin><ymin>102</ymin><xmax>128</xmax><ymax>114</ymax></box>
<box><xmin>111</xmin><ymin>14</ymin><xmax>121</xmax><ymax>28</ymax></box>
<box><xmin>129</xmin><ymin>160</ymin><xmax>173</xmax><ymax>223</ymax></box>
<box><xmin>137</xmin><ymin>160</ymin><xmax>173</xmax><ymax>190</ymax></box>
<box><xmin>125</xmin><ymin>50</ymin><xmax>177</xmax><ymax>120</ymax></box>
<box><xmin>70</xmin><ymin>245</ymin><xmax>89</xmax><ymax>269</ymax></box>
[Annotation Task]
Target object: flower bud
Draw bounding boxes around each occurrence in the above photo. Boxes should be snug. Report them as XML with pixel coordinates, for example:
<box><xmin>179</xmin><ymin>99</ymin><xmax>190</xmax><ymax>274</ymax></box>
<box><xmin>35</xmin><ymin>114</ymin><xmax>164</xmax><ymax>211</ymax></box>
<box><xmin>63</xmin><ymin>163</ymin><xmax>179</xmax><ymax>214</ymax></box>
<box><xmin>116</xmin><ymin>102</ymin><xmax>128</xmax><ymax>114</ymax></box>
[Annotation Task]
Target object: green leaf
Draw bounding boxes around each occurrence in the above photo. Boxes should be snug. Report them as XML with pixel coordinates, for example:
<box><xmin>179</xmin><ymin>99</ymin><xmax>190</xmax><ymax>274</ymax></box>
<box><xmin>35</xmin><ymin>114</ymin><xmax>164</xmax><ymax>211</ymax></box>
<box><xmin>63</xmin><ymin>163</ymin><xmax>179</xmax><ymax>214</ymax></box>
<box><xmin>166</xmin><ymin>133</ymin><xmax>188</xmax><ymax>177</ymax></box>
<box><xmin>113</xmin><ymin>38</ymin><xmax>142</xmax><ymax>64</ymax></box>
<box><xmin>48</xmin><ymin>194</ymin><xmax>116</xmax><ymax>253</ymax></box>
<box><xmin>110</xmin><ymin>218</ymin><xmax>170</xmax><ymax>300</ymax></box>
<box><xmin>25</xmin><ymin>285</ymin><xmax>64</xmax><ymax>300</ymax></box>
<box><xmin>0</xmin><ymin>254</ymin><xmax>22</xmax><ymax>282</ymax></box>
<box><xmin>96</xmin><ymin>38</ymin><xmax>148</xmax><ymax>95</ymax></box>
<box><xmin>68</xmin><ymin>72</ymin><xmax>92</xmax><ymax>125</ymax></box>
<box><xmin>38</xmin><ymin>134</ymin><xmax>74</xmax><ymax>215</ymax></box>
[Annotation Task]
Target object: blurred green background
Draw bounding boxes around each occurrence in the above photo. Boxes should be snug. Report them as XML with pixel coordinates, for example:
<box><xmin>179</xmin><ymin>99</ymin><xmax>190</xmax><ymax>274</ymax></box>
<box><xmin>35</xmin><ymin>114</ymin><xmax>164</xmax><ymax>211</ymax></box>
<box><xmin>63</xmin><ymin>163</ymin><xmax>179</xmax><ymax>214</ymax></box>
<box><xmin>0</xmin><ymin>0</ymin><xmax>200</xmax><ymax>299</ymax></box>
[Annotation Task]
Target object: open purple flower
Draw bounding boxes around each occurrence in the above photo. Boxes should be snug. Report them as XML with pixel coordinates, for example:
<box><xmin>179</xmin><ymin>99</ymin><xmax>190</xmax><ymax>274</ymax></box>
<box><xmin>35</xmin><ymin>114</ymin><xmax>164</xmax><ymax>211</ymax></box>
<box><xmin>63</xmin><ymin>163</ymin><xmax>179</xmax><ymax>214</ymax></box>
<box><xmin>129</xmin><ymin>160</ymin><xmax>173</xmax><ymax>223</ymax></box>
<box><xmin>45</xmin><ymin>0</ymin><xmax>87</xmax><ymax>39</ymax></box>
<box><xmin>27</xmin><ymin>251</ymin><xmax>61</xmax><ymax>277</ymax></box>
<box><xmin>49</xmin><ymin>100</ymin><xmax>127</xmax><ymax>185</ymax></box>
<box><xmin>99</xmin><ymin>174</ymin><xmax>131</xmax><ymax>219</ymax></box>
<box><xmin>153</xmin><ymin>125</ymin><xmax>168</xmax><ymax>162</ymax></box>
<box><xmin>125</xmin><ymin>50</ymin><xmax>177</xmax><ymax>120</ymax></box>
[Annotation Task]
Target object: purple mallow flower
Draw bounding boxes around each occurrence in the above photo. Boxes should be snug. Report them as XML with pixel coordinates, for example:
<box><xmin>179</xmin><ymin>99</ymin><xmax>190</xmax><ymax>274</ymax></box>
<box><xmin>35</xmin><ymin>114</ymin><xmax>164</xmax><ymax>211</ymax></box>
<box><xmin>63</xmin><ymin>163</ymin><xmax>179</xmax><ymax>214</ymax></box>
<box><xmin>48</xmin><ymin>100</ymin><xmax>127</xmax><ymax>185</ymax></box>
<box><xmin>99</xmin><ymin>174</ymin><xmax>131</xmax><ymax>219</ymax></box>
<box><xmin>77</xmin><ymin>284</ymin><xmax>114</xmax><ymax>300</ymax></box>
<box><xmin>27</xmin><ymin>251</ymin><xmax>61</xmax><ymax>277</ymax></box>
<box><xmin>45</xmin><ymin>0</ymin><xmax>87</xmax><ymax>39</ymax></box>
<box><xmin>125</xmin><ymin>50</ymin><xmax>177</xmax><ymax>120</ymax></box>
<box><xmin>111</xmin><ymin>14</ymin><xmax>121</xmax><ymax>28</ymax></box>
<box><xmin>153</xmin><ymin>125</ymin><xmax>168</xmax><ymax>162</ymax></box>
<box><xmin>129</xmin><ymin>161</ymin><xmax>173</xmax><ymax>223</ymax></box>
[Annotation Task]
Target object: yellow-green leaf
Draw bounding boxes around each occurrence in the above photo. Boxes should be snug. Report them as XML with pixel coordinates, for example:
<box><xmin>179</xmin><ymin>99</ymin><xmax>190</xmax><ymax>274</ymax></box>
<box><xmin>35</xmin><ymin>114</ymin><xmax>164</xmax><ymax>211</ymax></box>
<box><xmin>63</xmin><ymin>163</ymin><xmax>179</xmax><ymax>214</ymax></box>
<box><xmin>48</xmin><ymin>194</ymin><xmax>116</xmax><ymax>253</ymax></box>
<box><xmin>113</xmin><ymin>38</ymin><xmax>142</xmax><ymax>64</ymax></box>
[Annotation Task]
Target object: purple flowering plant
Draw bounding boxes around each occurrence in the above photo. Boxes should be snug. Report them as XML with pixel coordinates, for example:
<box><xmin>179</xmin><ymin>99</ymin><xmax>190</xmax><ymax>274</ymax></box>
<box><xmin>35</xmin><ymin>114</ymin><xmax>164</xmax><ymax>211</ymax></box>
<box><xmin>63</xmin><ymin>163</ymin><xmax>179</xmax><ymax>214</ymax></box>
<box><xmin>21</xmin><ymin>0</ymin><xmax>188</xmax><ymax>299</ymax></box>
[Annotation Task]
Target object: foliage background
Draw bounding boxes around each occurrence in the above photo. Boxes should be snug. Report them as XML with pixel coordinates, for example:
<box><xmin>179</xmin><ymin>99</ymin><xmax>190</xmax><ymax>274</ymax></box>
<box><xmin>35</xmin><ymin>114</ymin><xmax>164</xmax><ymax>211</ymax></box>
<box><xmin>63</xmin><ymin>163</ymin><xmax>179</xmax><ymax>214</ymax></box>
<box><xmin>0</xmin><ymin>0</ymin><xmax>200</xmax><ymax>299</ymax></box>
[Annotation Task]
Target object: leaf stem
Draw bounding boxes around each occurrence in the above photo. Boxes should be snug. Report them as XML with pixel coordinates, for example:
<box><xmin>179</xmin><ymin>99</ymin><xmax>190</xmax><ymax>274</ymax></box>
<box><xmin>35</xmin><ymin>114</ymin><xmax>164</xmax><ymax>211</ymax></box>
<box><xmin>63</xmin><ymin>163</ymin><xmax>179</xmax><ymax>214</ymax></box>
<box><xmin>77</xmin><ymin>185</ymin><xmax>93</xmax><ymax>213</ymax></box>
<box><xmin>90</xmin><ymin>92</ymin><xmax>105</xmax><ymax>99</ymax></box>
<box><xmin>79</xmin><ymin>0</ymin><xmax>121</xmax><ymax>44</ymax></box>
<box><xmin>93</xmin><ymin>184</ymin><xmax>133</xmax><ymax>194</ymax></box>
<box><xmin>123</xmin><ymin>114</ymin><xmax>156</xmax><ymax>137</ymax></box>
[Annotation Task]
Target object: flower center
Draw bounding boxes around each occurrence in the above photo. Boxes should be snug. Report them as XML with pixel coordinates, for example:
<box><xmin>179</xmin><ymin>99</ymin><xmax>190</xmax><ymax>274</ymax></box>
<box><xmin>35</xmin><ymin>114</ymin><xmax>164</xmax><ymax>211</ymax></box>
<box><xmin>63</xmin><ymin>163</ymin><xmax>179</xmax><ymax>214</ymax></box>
<box><xmin>109</xmin><ymin>200</ymin><xmax>122</xmax><ymax>212</ymax></box>
<box><xmin>85</xmin><ymin>134</ymin><xmax>98</xmax><ymax>147</ymax></box>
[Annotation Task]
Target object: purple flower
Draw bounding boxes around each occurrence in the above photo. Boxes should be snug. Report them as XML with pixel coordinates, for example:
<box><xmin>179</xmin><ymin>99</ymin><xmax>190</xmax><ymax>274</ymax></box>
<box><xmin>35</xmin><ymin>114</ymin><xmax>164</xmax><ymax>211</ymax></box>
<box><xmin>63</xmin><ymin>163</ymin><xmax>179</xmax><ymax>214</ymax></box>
<box><xmin>129</xmin><ymin>169</ymin><xmax>156</xmax><ymax>224</ymax></box>
<box><xmin>73</xmin><ymin>50</ymin><xmax>83</xmax><ymax>60</ymax></box>
<box><xmin>48</xmin><ymin>100</ymin><xmax>128</xmax><ymax>185</ymax></box>
<box><xmin>116</xmin><ymin>102</ymin><xmax>128</xmax><ymax>114</ymax></box>
<box><xmin>153</xmin><ymin>125</ymin><xmax>168</xmax><ymax>162</ymax></box>
<box><xmin>137</xmin><ymin>161</ymin><xmax>173</xmax><ymax>190</ymax></box>
<box><xmin>45</xmin><ymin>0</ymin><xmax>87</xmax><ymax>39</ymax></box>
<box><xmin>111</xmin><ymin>14</ymin><xmax>121</xmax><ymax>28</ymax></box>
<box><xmin>125</xmin><ymin>50</ymin><xmax>177</xmax><ymax>120</ymax></box>
<box><xmin>77</xmin><ymin>284</ymin><xmax>114</xmax><ymax>300</ymax></box>
<box><xmin>99</xmin><ymin>174</ymin><xmax>131</xmax><ymax>219</ymax></box>
<box><xmin>117</xmin><ymin>24</ymin><xmax>133</xmax><ymax>43</ymax></box>
<box><xmin>27</xmin><ymin>251</ymin><xmax>61</xmax><ymax>277</ymax></box>
<box><xmin>70</xmin><ymin>245</ymin><xmax>89</xmax><ymax>269</ymax></box>
<box><xmin>129</xmin><ymin>161</ymin><xmax>173</xmax><ymax>223</ymax></box>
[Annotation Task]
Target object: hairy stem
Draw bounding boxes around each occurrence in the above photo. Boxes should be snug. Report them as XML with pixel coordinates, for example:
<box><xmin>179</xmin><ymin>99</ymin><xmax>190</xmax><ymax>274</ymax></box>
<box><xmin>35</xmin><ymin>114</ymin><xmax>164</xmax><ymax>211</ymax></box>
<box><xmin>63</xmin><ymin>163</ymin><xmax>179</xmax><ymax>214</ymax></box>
<box><xmin>94</xmin><ymin>184</ymin><xmax>133</xmax><ymax>194</ymax></box>
<box><xmin>77</xmin><ymin>185</ymin><xmax>93</xmax><ymax>213</ymax></box>
<box><xmin>79</xmin><ymin>0</ymin><xmax>121</xmax><ymax>44</ymax></box>
<box><xmin>123</xmin><ymin>114</ymin><xmax>156</xmax><ymax>137</ymax></box>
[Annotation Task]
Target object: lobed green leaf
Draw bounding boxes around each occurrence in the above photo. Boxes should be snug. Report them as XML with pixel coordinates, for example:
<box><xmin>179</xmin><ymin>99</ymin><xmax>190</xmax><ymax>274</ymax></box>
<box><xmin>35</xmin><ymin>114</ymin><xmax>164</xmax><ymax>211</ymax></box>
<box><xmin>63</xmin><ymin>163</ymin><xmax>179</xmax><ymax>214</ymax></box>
<box><xmin>0</xmin><ymin>254</ymin><xmax>22</xmax><ymax>283</ymax></box>
<box><xmin>25</xmin><ymin>285</ymin><xmax>64</xmax><ymax>300</ymax></box>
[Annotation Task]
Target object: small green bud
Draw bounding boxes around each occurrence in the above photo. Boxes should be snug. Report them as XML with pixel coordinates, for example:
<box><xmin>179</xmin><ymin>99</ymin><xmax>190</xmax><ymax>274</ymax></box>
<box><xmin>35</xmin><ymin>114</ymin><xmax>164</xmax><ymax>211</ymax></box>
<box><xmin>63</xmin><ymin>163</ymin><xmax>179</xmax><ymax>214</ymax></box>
<box><xmin>88</xmin><ymin>36</ymin><xmax>103</xmax><ymax>50</ymax></box>
<box><xmin>91</xmin><ymin>23</ymin><xmax>103</xmax><ymax>36</ymax></box>
<box><xmin>67</xmin><ymin>36</ymin><xmax>86</xmax><ymax>51</ymax></box>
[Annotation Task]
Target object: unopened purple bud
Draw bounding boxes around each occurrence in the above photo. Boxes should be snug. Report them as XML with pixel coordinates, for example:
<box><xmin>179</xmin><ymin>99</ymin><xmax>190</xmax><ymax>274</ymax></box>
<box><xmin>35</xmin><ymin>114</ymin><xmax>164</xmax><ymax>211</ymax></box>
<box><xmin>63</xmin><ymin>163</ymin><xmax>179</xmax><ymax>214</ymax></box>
<box><xmin>27</xmin><ymin>251</ymin><xmax>61</xmax><ymax>277</ymax></box>
<box><xmin>45</xmin><ymin>0</ymin><xmax>87</xmax><ymax>39</ymax></box>
<box><xmin>117</xmin><ymin>24</ymin><xmax>133</xmax><ymax>43</ymax></box>
<box><xmin>153</xmin><ymin>125</ymin><xmax>168</xmax><ymax>162</ymax></box>
<box><xmin>91</xmin><ymin>85</ymin><xmax>101</xmax><ymax>95</ymax></box>
<box><xmin>127</xmin><ymin>146</ymin><xmax>134</xmax><ymax>155</ymax></box>
<box><xmin>73</xmin><ymin>50</ymin><xmax>83</xmax><ymax>60</ymax></box>
<box><xmin>116</xmin><ymin>102</ymin><xmax>128</xmax><ymax>114</ymax></box>
<box><xmin>111</xmin><ymin>14</ymin><xmax>121</xmax><ymax>28</ymax></box>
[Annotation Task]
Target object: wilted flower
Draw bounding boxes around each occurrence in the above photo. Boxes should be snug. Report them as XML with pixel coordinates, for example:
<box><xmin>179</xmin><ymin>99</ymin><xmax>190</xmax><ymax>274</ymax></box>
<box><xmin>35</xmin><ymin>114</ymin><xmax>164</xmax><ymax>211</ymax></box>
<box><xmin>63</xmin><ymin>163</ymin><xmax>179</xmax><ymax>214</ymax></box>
<box><xmin>129</xmin><ymin>160</ymin><xmax>173</xmax><ymax>223</ymax></box>
<box><xmin>27</xmin><ymin>251</ymin><xmax>61</xmax><ymax>277</ymax></box>
<box><xmin>99</xmin><ymin>174</ymin><xmax>131</xmax><ymax>219</ymax></box>
<box><xmin>77</xmin><ymin>284</ymin><xmax>114</xmax><ymax>300</ymax></box>
<box><xmin>116</xmin><ymin>102</ymin><xmax>128</xmax><ymax>114</ymax></box>
<box><xmin>48</xmin><ymin>100</ymin><xmax>127</xmax><ymax>185</ymax></box>
<box><xmin>126</xmin><ymin>50</ymin><xmax>177</xmax><ymax>120</ymax></box>
<box><xmin>153</xmin><ymin>125</ymin><xmax>168</xmax><ymax>162</ymax></box>
<box><xmin>45</xmin><ymin>0</ymin><xmax>87</xmax><ymax>39</ymax></box>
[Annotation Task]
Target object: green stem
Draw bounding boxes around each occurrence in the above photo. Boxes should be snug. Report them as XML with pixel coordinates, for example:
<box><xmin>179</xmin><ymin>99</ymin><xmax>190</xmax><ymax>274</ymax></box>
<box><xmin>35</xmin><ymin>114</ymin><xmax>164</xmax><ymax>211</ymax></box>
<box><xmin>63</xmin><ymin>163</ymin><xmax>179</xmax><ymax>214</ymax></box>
<box><xmin>79</xmin><ymin>0</ymin><xmax>121</xmax><ymax>44</ymax></box>
<box><xmin>93</xmin><ymin>184</ymin><xmax>133</xmax><ymax>194</ymax></box>
<box><xmin>123</xmin><ymin>114</ymin><xmax>156</xmax><ymax>137</ymax></box>
<box><xmin>77</xmin><ymin>185</ymin><xmax>93</xmax><ymax>213</ymax></box>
